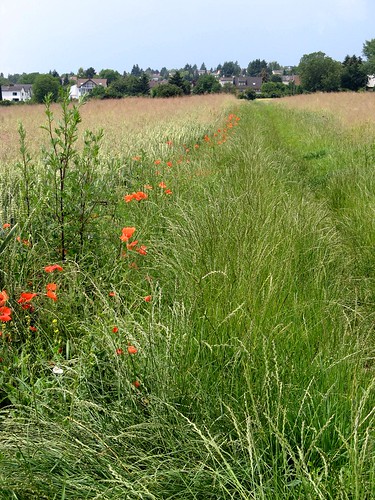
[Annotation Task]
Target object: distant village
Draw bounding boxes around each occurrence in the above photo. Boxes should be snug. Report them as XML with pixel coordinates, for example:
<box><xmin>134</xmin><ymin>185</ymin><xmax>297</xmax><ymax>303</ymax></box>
<box><xmin>1</xmin><ymin>55</ymin><xmax>374</xmax><ymax>103</ymax></box>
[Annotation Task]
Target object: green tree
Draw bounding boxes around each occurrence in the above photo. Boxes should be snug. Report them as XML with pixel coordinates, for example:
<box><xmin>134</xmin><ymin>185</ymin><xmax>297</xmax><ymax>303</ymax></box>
<box><xmin>131</xmin><ymin>64</ymin><xmax>142</xmax><ymax>77</ymax></box>
<box><xmin>84</xmin><ymin>67</ymin><xmax>96</xmax><ymax>79</ymax></box>
<box><xmin>261</xmin><ymin>81</ymin><xmax>288</xmax><ymax>98</ymax></box>
<box><xmin>247</xmin><ymin>59</ymin><xmax>268</xmax><ymax>76</ymax></box>
<box><xmin>169</xmin><ymin>71</ymin><xmax>190</xmax><ymax>94</ymax></box>
<box><xmin>362</xmin><ymin>38</ymin><xmax>375</xmax><ymax>73</ymax></box>
<box><xmin>151</xmin><ymin>83</ymin><xmax>183</xmax><ymax>98</ymax></box>
<box><xmin>341</xmin><ymin>55</ymin><xmax>367</xmax><ymax>91</ymax></box>
<box><xmin>32</xmin><ymin>74</ymin><xmax>60</xmax><ymax>103</ymax></box>
<box><xmin>298</xmin><ymin>52</ymin><xmax>342</xmax><ymax>92</ymax></box>
<box><xmin>19</xmin><ymin>72</ymin><xmax>40</xmax><ymax>84</ymax></box>
<box><xmin>98</xmin><ymin>69</ymin><xmax>121</xmax><ymax>85</ymax></box>
<box><xmin>137</xmin><ymin>73</ymin><xmax>150</xmax><ymax>95</ymax></box>
<box><xmin>220</xmin><ymin>61</ymin><xmax>241</xmax><ymax>77</ymax></box>
<box><xmin>192</xmin><ymin>74</ymin><xmax>221</xmax><ymax>94</ymax></box>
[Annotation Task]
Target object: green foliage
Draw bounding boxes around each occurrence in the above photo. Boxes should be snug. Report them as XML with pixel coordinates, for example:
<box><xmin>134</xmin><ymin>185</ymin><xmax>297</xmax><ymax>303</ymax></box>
<box><xmin>220</xmin><ymin>60</ymin><xmax>241</xmax><ymax>76</ymax></box>
<box><xmin>341</xmin><ymin>55</ymin><xmax>367</xmax><ymax>91</ymax></box>
<box><xmin>237</xmin><ymin>88</ymin><xmax>257</xmax><ymax>100</ymax></box>
<box><xmin>151</xmin><ymin>83</ymin><xmax>184</xmax><ymax>97</ymax></box>
<box><xmin>192</xmin><ymin>74</ymin><xmax>221</xmax><ymax>94</ymax></box>
<box><xmin>168</xmin><ymin>70</ymin><xmax>191</xmax><ymax>94</ymax></box>
<box><xmin>247</xmin><ymin>58</ymin><xmax>268</xmax><ymax>76</ymax></box>
<box><xmin>298</xmin><ymin>52</ymin><xmax>342</xmax><ymax>92</ymax></box>
<box><xmin>261</xmin><ymin>81</ymin><xmax>288</xmax><ymax>97</ymax></box>
<box><xmin>32</xmin><ymin>74</ymin><xmax>60</xmax><ymax>103</ymax></box>
<box><xmin>363</xmin><ymin>38</ymin><xmax>375</xmax><ymax>74</ymax></box>
<box><xmin>98</xmin><ymin>68</ymin><xmax>121</xmax><ymax>84</ymax></box>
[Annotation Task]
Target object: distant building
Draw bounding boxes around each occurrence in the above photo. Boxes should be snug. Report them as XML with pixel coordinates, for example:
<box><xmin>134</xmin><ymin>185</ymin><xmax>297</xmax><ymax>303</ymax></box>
<box><xmin>367</xmin><ymin>75</ymin><xmax>375</xmax><ymax>91</ymax></box>
<box><xmin>1</xmin><ymin>84</ymin><xmax>32</xmax><ymax>102</ymax></box>
<box><xmin>219</xmin><ymin>76</ymin><xmax>262</xmax><ymax>92</ymax></box>
<box><xmin>69</xmin><ymin>78</ymin><xmax>107</xmax><ymax>99</ymax></box>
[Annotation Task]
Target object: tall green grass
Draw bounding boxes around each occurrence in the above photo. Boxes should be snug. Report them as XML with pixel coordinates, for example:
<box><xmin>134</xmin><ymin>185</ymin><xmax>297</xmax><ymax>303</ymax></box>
<box><xmin>0</xmin><ymin>100</ymin><xmax>373</xmax><ymax>499</ymax></box>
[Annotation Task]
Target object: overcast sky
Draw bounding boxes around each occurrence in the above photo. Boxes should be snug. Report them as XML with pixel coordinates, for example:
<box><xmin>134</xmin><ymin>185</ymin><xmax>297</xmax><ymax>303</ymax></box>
<box><xmin>1</xmin><ymin>0</ymin><xmax>374</xmax><ymax>75</ymax></box>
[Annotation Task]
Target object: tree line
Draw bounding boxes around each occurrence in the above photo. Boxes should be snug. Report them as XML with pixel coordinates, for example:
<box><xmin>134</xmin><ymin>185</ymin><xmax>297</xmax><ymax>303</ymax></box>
<box><xmin>1</xmin><ymin>38</ymin><xmax>374</xmax><ymax>103</ymax></box>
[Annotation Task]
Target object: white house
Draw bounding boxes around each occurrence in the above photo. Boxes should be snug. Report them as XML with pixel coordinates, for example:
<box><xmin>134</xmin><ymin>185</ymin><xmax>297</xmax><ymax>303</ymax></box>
<box><xmin>69</xmin><ymin>78</ymin><xmax>107</xmax><ymax>99</ymax></box>
<box><xmin>367</xmin><ymin>75</ymin><xmax>375</xmax><ymax>91</ymax></box>
<box><xmin>1</xmin><ymin>84</ymin><xmax>32</xmax><ymax>101</ymax></box>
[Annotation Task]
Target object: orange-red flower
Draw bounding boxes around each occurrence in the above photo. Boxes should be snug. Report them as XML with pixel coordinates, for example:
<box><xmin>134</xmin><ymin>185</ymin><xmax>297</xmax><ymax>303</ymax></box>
<box><xmin>18</xmin><ymin>292</ymin><xmax>37</xmax><ymax>304</ymax></box>
<box><xmin>46</xmin><ymin>283</ymin><xmax>57</xmax><ymax>291</ymax></box>
<box><xmin>164</xmin><ymin>189</ymin><xmax>172</xmax><ymax>195</ymax></box>
<box><xmin>46</xmin><ymin>290</ymin><xmax>58</xmax><ymax>302</ymax></box>
<box><xmin>137</xmin><ymin>245</ymin><xmax>147</xmax><ymax>256</ymax></box>
<box><xmin>0</xmin><ymin>290</ymin><xmax>8</xmax><ymax>307</ymax></box>
<box><xmin>166</xmin><ymin>161</ymin><xmax>173</xmax><ymax>167</ymax></box>
<box><xmin>29</xmin><ymin>326</ymin><xmax>37</xmax><ymax>332</ymax></box>
<box><xmin>158</xmin><ymin>182</ymin><xmax>167</xmax><ymax>189</ymax></box>
<box><xmin>120</xmin><ymin>227</ymin><xmax>136</xmax><ymax>242</ymax></box>
<box><xmin>126</xmin><ymin>240</ymin><xmax>139</xmax><ymax>250</ymax></box>
<box><xmin>2</xmin><ymin>223</ymin><xmax>11</xmax><ymax>229</ymax></box>
<box><xmin>154</xmin><ymin>159</ymin><xmax>161</xmax><ymax>165</ymax></box>
<box><xmin>144</xmin><ymin>295</ymin><xmax>151</xmax><ymax>302</ymax></box>
<box><xmin>124</xmin><ymin>194</ymin><xmax>134</xmax><ymax>203</ymax></box>
<box><xmin>109</xmin><ymin>291</ymin><xmax>116</xmax><ymax>297</ymax></box>
<box><xmin>127</xmin><ymin>345</ymin><xmax>138</xmax><ymax>354</ymax></box>
<box><xmin>132</xmin><ymin>380</ymin><xmax>141</xmax><ymax>388</ymax></box>
<box><xmin>44</xmin><ymin>264</ymin><xmax>63</xmax><ymax>272</ymax></box>
<box><xmin>133</xmin><ymin>191</ymin><xmax>148</xmax><ymax>201</ymax></box>
<box><xmin>113</xmin><ymin>326</ymin><xmax>118</xmax><ymax>333</ymax></box>
<box><xmin>116</xmin><ymin>348</ymin><xmax>124</xmax><ymax>355</ymax></box>
<box><xmin>0</xmin><ymin>305</ymin><xmax>12</xmax><ymax>322</ymax></box>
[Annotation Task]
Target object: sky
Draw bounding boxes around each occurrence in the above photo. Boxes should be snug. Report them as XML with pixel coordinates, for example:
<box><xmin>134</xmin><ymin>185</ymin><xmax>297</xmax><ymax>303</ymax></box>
<box><xmin>0</xmin><ymin>0</ymin><xmax>374</xmax><ymax>76</ymax></box>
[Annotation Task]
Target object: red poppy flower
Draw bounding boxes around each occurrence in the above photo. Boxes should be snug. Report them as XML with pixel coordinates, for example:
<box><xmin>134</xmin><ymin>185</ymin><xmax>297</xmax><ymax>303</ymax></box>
<box><xmin>166</xmin><ymin>161</ymin><xmax>173</xmax><ymax>167</ymax></box>
<box><xmin>2</xmin><ymin>223</ymin><xmax>11</xmax><ymax>229</ymax></box>
<box><xmin>109</xmin><ymin>291</ymin><xmax>116</xmax><ymax>297</ymax></box>
<box><xmin>18</xmin><ymin>292</ymin><xmax>37</xmax><ymax>304</ymax></box>
<box><xmin>132</xmin><ymin>380</ymin><xmax>141</xmax><ymax>388</ymax></box>
<box><xmin>116</xmin><ymin>348</ymin><xmax>124</xmax><ymax>355</ymax></box>
<box><xmin>46</xmin><ymin>283</ymin><xmax>57</xmax><ymax>291</ymax></box>
<box><xmin>46</xmin><ymin>290</ymin><xmax>58</xmax><ymax>302</ymax></box>
<box><xmin>0</xmin><ymin>290</ymin><xmax>8</xmax><ymax>307</ymax></box>
<box><xmin>29</xmin><ymin>326</ymin><xmax>37</xmax><ymax>332</ymax></box>
<box><xmin>164</xmin><ymin>189</ymin><xmax>172</xmax><ymax>195</ymax></box>
<box><xmin>126</xmin><ymin>240</ymin><xmax>138</xmax><ymax>250</ymax></box>
<box><xmin>144</xmin><ymin>295</ymin><xmax>152</xmax><ymax>302</ymax></box>
<box><xmin>133</xmin><ymin>191</ymin><xmax>148</xmax><ymax>201</ymax></box>
<box><xmin>44</xmin><ymin>264</ymin><xmax>63</xmax><ymax>273</ymax></box>
<box><xmin>113</xmin><ymin>326</ymin><xmax>118</xmax><ymax>333</ymax></box>
<box><xmin>127</xmin><ymin>345</ymin><xmax>138</xmax><ymax>354</ymax></box>
<box><xmin>0</xmin><ymin>314</ymin><xmax>11</xmax><ymax>322</ymax></box>
<box><xmin>158</xmin><ymin>182</ymin><xmax>167</xmax><ymax>189</ymax></box>
<box><xmin>124</xmin><ymin>194</ymin><xmax>134</xmax><ymax>203</ymax></box>
<box><xmin>0</xmin><ymin>306</ymin><xmax>11</xmax><ymax>316</ymax></box>
<box><xmin>154</xmin><ymin>159</ymin><xmax>161</xmax><ymax>165</ymax></box>
<box><xmin>120</xmin><ymin>227</ymin><xmax>136</xmax><ymax>242</ymax></box>
<box><xmin>137</xmin><ymin>245</ymin><xmax>147</xmax><ymax>256</ymax></box>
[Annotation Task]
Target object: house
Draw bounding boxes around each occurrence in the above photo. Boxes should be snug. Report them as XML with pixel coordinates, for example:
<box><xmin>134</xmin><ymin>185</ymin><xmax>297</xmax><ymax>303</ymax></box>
<box><xmin>281</xmin><ymin>75</ymin><xmax>301</xmax><ymax>86</ymax></box>
<box><xmin>69</xmin><ymin>78</ymin><xmax>107</xmax><ymax>99</ymax></box>
<box><xmin>367</xmin><ymin>75</ymin><xmax>375</xmax><ymax>91</ymax></box>
<box><xmin>1</xmin><ymin>84</ymin><xmax>32</xmax><ymax>102</ymax></box>
<box><xmin>234</xmin><ymin>76</ymin><xmax>262</xmax><ymax>92</ymax></box>
<box><xmin>219</xmin><ymin>76</ymin><xmax>262</xmax><ymax>92</ymax></box>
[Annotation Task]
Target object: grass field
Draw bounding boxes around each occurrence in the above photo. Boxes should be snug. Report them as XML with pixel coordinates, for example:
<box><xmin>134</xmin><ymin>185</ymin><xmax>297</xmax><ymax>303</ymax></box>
<box><xmin>0</xmin><ymin>93</ymin><xmax>374</xmax><ymax>499</ymax></box>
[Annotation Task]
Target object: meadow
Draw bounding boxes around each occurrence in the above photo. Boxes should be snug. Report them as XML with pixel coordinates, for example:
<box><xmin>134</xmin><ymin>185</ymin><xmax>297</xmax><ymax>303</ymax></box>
<box><xmin>0</xmin><ymin>92</ymin><xmax>374</xmax><ymax>499</ymax></box>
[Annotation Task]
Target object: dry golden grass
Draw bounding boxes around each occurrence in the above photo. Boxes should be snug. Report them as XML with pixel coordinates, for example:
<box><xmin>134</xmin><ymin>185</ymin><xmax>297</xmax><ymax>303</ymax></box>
<box><xmin>277</xmin><ymin>92</ymin><xmax>375</xmax><ymax>128</ymax></box>
<box><xmin>0</xmin><ymin>94</ymin><xmax>236</xmax><ymax>165</ymax></box>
